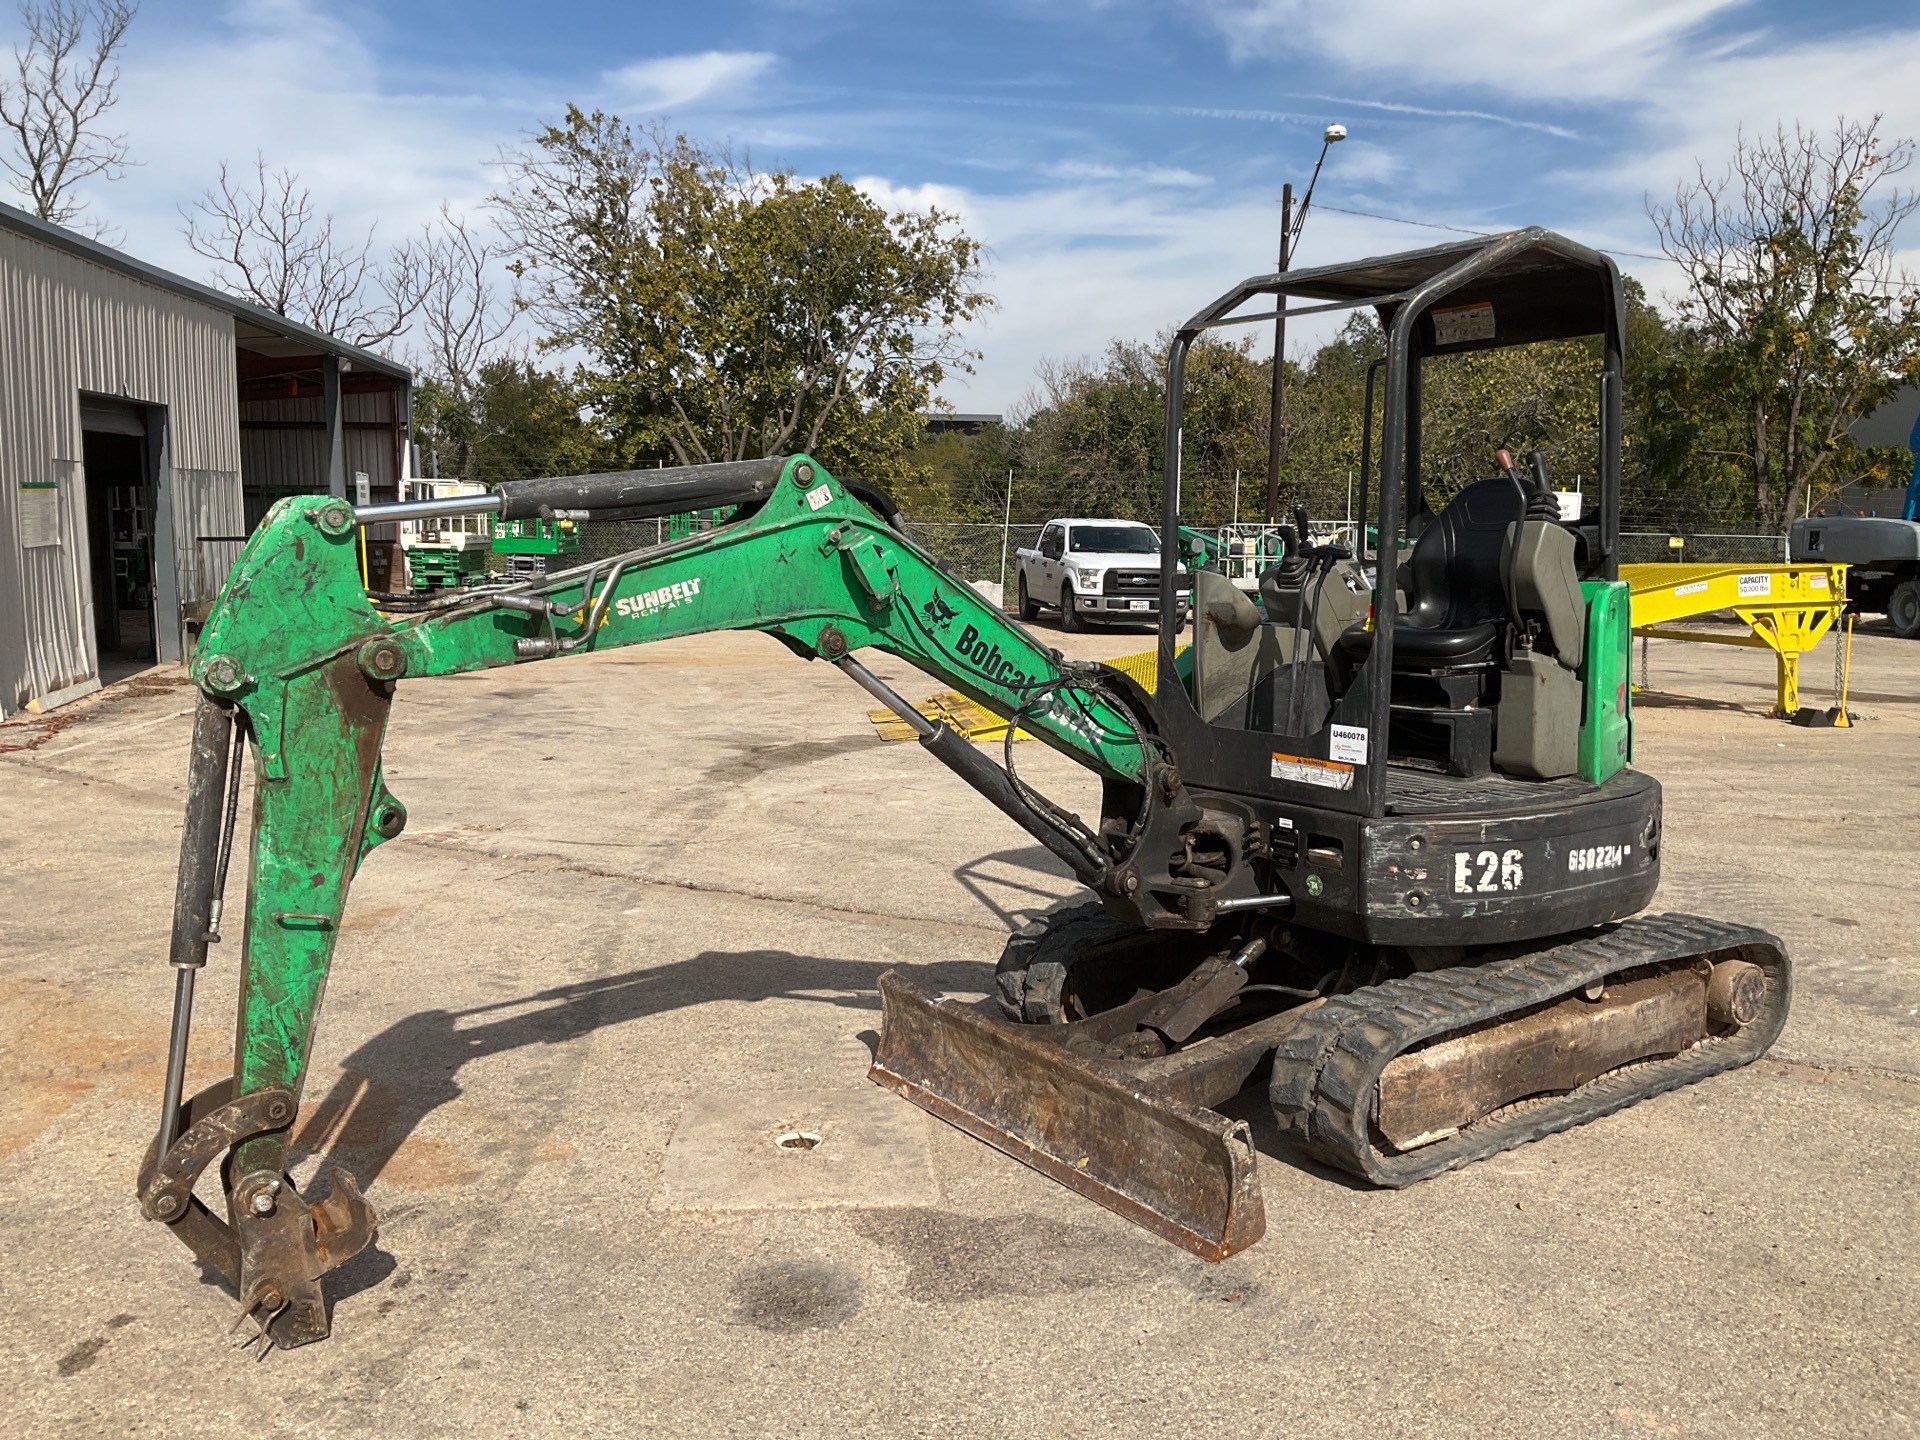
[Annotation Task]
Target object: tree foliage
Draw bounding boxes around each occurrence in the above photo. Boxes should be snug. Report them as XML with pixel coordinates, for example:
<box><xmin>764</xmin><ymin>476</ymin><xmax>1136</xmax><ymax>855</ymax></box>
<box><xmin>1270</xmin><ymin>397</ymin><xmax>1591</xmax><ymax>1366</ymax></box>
<box><xmin>491</xmin><ymin>108</ymin><xmax>991</xmax><ymax>484</ymax></box>
<box><xmin>413</xmin><ymin>360</ymin><xmax>610</xmax><ymax>488</ymax></box>
<box><xmin>1647</xmin><ymin>116</ymin><xmax>1920</xmax><ymax>528</ymax></box>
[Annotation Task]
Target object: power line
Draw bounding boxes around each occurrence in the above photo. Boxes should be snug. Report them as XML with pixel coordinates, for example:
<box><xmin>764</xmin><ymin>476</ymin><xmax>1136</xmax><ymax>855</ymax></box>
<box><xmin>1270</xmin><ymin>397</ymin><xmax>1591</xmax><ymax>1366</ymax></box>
<box><xmin>1318</xmin><ymin>203</ymin><xmax>1491</xmax><ymax>236</ymax></box>
<box><xmin>1317</xmin><ymin>203</ymin><xmax>1672</xmax><ymax>262</ymax></box>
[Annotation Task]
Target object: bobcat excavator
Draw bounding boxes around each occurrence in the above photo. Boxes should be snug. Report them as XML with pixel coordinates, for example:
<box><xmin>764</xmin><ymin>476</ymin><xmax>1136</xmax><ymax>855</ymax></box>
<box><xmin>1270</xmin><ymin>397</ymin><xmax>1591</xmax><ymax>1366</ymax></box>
<box><xmin>140</xmin><ymin>228</ymin><xmax>1789</xmax><ymax>1348</ymax></box>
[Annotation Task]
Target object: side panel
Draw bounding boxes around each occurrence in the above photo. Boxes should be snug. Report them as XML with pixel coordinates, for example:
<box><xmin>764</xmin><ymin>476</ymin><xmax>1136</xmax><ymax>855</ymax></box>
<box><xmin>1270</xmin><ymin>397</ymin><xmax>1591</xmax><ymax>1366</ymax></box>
<box><xmin>1577</xmin><ymin>579</ymin><xmax>1632</xmax><ymax>782</ymax></box>
<box><xmin>1357</xmin><ymin>770</ymin><xmax>1661</xmax><ymax>945</ymax></box>
<box><xmin>0</xmin><ymin>229</ymin><xmax>240</xmax><ymax>711</ymax></box>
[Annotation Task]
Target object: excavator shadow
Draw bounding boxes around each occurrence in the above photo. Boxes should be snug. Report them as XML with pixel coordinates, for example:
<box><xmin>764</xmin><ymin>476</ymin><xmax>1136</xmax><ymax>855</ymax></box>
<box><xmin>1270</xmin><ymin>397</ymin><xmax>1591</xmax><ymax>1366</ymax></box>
<box><xmin>1631</xmin><ymin>690</ymin><xmax>1756</xmax><ymax>714</ymax></box>
<box><xmin>1214</xmin><ymin>1087</ymin><xmax>1375</xmax><ymax>1191</ymax></box>
<box><xmin>289</xmin><ymin>949</ymin><xmax>986</xmax><ymax>1205</ymax></box>
<box><xmin>951</xmin><ymin>844</ymin><xmax>1080</xmax><ymax>930</ymax></box>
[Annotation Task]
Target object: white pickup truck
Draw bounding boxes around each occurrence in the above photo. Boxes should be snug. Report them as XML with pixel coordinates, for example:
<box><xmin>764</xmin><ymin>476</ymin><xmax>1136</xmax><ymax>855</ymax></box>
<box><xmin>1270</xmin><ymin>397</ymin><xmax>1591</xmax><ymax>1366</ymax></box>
<box><xmin>1014</xmin><ymin>517</ymin><xmax>1189</xmax><ymax>630</ymax></box>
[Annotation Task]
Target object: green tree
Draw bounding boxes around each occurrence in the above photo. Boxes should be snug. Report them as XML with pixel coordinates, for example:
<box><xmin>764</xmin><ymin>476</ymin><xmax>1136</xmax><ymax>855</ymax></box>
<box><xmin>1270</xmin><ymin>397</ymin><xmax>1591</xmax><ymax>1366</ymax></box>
<box><xmin>1420</xmin><ymin>339</ymin><xmax>1605</xmax><ymax>502</ymax></box>
<box><xmin>492</xmin><ymin>108</ymin><xmax>991</xmax><ymax>486</ymax></box>
<box><xmin>414</xmin><ymin>360</ymin><xmax>611</xmax><ymax>487</ymax></box>
<box><xmin>1649</xmin><ymin>116</ymin><xmax>1920</xmax><ymax>530</ymax></box>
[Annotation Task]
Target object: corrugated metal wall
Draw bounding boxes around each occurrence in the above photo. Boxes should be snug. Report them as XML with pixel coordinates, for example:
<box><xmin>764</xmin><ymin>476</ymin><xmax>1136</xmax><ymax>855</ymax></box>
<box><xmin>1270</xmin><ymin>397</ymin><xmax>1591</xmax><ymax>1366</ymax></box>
<box><xmin>0</xmin><ymin>229</ymin><xmax>242</xmax><ymax>713</ymax></box>
<box><xmin>174</xmin><ymin>466</ymin><xmax>245</xmax><ymax>608</ymax></box>
<box><xmin>239</xmin><ymin>389</ymin><xmax>400</xmax><ymax>528</ymax></box>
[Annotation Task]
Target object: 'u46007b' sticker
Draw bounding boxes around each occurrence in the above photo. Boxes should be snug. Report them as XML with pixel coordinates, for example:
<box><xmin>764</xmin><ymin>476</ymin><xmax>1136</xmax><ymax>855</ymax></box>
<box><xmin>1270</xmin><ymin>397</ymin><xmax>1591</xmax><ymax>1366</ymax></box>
<box><xmin>1270</xmin><ymin>752</ymin><xmax>1354</xmax><ymax>790</ymax></box>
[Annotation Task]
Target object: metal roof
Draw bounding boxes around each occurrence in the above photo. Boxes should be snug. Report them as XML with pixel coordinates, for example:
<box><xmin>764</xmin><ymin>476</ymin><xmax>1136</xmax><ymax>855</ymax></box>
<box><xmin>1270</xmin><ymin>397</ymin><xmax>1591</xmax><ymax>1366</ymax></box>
<box><xmin>0</xmin><ymin>199</ymin><xmax>411</xmax><ymax>380</ymax></box>
<box><xmin>1196</xmin><ymin>228</ymin><xmax>1611</xmax><ymax>308</ymax></box>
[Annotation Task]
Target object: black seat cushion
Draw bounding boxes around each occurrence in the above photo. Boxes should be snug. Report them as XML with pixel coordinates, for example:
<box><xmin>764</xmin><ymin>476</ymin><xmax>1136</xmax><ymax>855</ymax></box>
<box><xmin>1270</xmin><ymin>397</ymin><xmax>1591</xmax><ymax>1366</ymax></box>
<box><xmin>1366</xmin><ymin>477</ymin><xmax>1526</xmax><ymax>671</ymax></box>
<box><xmin>1336</xmin><ymin>620</ymin><xmax>1499</xmax><ymax>667</ymax></box>
<box><xmin>1391</xmin><ymin>620</ymin><xmax>1499</xmax><ymax>665</ymax></box>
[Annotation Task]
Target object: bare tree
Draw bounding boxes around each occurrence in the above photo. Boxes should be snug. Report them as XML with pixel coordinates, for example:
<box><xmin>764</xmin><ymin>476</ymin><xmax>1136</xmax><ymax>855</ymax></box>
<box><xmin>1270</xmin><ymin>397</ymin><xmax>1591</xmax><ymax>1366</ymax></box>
<box><xmin>0</xmin><ymin>0</ymin><xmax>136</xmax><ymax>229</ymax></box>
<box><xmin>392</xmin><ymin>205</ymin><xmax>515</xmax><ymax>396</ymax></box>
<box><xmin>1650</xmin><ymin>117</ymin><xmax>1920</xmax><ymax>528</ymax></box>
<box><xmin>183</xmin><ymin>156</ymin><xmax>416</xmax><ymax>347</ymax></box>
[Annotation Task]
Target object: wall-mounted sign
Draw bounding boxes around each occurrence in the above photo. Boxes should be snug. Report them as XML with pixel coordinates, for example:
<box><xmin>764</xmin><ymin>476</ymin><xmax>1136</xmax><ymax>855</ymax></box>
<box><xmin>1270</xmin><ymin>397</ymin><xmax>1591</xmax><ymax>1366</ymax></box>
<box><xmin>19</xmin><ymin>477</ymin><xmax>59</xmax><ymax>548</ymax></box>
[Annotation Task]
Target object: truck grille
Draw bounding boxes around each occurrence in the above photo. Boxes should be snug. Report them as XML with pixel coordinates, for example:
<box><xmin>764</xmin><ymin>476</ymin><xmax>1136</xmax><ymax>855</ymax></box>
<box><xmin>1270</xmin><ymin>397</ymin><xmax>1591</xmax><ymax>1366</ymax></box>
<box><xmin>1103</xmin><ymin>569</ymin><xmax>1159</xmax><ymax>594</ymax></box>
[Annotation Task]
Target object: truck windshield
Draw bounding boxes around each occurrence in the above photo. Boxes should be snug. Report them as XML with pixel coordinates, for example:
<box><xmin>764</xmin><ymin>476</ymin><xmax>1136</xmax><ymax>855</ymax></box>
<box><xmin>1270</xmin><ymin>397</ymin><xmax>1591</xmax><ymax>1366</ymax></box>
<box><xmin>1069</xmin><ymin>525</ymin><xmax>1159</xmax><ymax>554</ymax></box>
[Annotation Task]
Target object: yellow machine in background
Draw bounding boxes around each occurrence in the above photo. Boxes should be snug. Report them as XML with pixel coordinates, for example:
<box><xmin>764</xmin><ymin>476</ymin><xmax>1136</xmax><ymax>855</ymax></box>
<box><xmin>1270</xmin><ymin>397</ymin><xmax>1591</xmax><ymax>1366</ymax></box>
<box><xmin>1622</xmin><ymin>562</ymin><xmax>1852</xmax><ymax>720</ymax></box>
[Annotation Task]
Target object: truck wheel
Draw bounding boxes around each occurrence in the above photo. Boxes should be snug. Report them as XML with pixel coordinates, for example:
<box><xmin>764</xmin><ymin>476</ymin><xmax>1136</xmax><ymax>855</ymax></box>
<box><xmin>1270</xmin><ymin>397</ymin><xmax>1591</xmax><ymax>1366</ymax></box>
<box><xmin>1059</xmin><ymin>586</ymin><xmax>1084</xmax><ymax>631</ymax></box>
<box><xmin>1890</xmin><ymin>579</ymin><xmax>1920</xmax><ymax>638</ymax></box>
<box><xmin>1016</xmin><ymin>572</ymin><xmax>1039</xmax><ymax>621</ymax></box>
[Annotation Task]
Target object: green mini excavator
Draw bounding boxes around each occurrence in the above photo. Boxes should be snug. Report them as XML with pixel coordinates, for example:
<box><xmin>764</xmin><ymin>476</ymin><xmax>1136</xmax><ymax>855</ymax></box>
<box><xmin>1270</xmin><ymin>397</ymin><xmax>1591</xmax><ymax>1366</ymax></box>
<box><xmin>141</xmin><ymin>229</ymin><xmax>1789</xmax><ymax>1349</ymax></box>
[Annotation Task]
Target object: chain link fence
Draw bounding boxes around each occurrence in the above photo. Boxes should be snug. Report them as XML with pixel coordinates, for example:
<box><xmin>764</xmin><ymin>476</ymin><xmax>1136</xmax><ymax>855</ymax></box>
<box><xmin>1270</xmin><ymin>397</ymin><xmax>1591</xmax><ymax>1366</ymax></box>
<box><xmin>903</xmin><ymin>523</ymin><xmax>1044</xmax><ymax>586</ymax></box>
<box><xmin>1617</xmin><ymin>531</ymin><xmax>1787</xmax><ymax>565</ymax></box>
<box><xmin>562</xmin><ymin>515</ymin><xmax>1793</xmax><ymax>580</ymax></box>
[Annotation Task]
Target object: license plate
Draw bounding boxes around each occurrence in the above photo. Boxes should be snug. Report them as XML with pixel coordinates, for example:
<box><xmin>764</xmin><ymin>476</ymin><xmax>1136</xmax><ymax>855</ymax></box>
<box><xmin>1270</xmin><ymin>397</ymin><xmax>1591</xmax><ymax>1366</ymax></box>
<box><xmin>1129</xmin><ymin>600</ymin><xmax>1150</xmax><ymax>610</ymax></box>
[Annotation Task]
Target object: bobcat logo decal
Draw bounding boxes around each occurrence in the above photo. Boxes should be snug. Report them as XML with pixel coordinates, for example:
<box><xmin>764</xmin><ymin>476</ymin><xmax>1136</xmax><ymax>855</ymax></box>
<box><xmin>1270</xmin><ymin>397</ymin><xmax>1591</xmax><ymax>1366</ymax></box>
<box><xmin>922</xmin><ymin>588</ymin><xmax>959</xmax><ymax>632</ymax></box>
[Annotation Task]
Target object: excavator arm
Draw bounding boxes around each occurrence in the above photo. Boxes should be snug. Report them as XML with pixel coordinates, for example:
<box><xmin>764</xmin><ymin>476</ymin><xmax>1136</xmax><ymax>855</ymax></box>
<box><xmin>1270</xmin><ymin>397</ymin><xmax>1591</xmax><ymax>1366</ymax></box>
<box><xmin>140</xmin><ymin>454</ymin><xmax>1247</xmax><ymax>1348</ymax></box>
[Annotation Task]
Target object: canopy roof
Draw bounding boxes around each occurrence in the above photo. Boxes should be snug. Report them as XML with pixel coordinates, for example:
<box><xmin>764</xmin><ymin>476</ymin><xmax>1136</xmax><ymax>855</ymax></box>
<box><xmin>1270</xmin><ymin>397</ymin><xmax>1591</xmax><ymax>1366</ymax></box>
<box><xmin>1185</xmin><ymin>226</ymin><xmax>1622</xmax><ymax>357</ymax></box>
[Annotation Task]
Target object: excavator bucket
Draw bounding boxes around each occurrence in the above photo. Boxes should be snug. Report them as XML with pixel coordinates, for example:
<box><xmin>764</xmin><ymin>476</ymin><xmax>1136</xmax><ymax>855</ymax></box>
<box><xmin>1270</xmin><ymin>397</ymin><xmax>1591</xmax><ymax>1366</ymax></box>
<box><xmin>868</xmin><ymin>970</ymin><xmax>1265</xmax><ymax>1260</ymax></box>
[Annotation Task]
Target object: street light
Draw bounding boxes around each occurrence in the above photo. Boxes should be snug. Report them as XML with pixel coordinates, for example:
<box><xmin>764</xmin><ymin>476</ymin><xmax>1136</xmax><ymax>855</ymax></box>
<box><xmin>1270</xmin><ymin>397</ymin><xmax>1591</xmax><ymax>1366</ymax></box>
<box><xmin>1263</xmin><ymin>122</ymin><xmax>1347</xmax><ymax>525</ymax></box>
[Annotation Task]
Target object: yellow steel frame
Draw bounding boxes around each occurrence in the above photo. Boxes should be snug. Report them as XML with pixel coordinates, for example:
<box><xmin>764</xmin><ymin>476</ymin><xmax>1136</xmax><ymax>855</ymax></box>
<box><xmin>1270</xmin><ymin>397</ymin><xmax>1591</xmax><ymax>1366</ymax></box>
<box><xmin>1621</xmin><ymin>562</ymin><xmax>1851</xmax><ymax>720</ymax></box>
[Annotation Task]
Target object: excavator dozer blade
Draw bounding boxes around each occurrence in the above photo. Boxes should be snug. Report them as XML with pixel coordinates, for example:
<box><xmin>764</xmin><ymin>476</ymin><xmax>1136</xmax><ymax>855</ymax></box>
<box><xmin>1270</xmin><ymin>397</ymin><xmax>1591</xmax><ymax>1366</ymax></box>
<box><xmin>868</xmin><ymin>969</ymin><xmax>1265</xmax><ymax>1261</ymax></box>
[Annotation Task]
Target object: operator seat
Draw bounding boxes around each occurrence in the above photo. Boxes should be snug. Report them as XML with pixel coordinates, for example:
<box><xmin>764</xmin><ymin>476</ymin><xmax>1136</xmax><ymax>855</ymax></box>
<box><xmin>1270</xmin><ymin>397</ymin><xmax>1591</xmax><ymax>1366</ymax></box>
<box><xmin>1335</xmin><ymin>475</ymin><xmax>1589</xmax><ymax>777</ymax></box>
<box><xmin>1337</xmin><ymin>477</ymin><xmax>1523</xmax><ymax>671</ymax></box>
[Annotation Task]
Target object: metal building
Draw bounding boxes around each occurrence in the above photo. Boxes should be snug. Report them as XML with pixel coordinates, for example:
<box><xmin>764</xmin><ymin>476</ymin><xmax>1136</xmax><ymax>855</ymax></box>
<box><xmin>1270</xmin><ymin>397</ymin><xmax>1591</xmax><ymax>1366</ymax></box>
<box><xmin>0</xmin><ymin>201</ymin><xmax>411</xmax><ymax>717</ymax></box>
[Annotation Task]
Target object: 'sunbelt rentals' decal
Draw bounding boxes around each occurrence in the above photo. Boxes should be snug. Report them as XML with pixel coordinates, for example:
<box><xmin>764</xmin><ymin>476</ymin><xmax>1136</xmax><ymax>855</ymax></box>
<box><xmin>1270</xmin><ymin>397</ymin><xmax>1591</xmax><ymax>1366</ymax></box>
<box><xmin>615</xmin><ymin>577</ymin><xmax>703</xmax><ymax>619</ymax></box>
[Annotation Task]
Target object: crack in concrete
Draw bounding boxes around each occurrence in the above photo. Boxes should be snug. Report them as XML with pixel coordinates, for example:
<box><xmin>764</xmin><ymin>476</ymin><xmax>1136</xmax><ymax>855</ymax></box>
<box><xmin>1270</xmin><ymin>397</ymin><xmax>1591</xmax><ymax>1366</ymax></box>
<box><xmin>400</xmin><ymin>830</ymin><xmax>1019</xmax><ymax>940</ymax></box>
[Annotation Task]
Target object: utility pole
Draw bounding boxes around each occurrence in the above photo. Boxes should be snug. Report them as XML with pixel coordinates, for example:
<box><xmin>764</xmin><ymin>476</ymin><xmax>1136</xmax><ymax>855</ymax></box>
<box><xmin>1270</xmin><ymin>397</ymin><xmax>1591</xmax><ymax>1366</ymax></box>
<box><xmin>998</xmin><ymin>468</ymin><xmax>1014</xmax><ymax>599</ymax></box>
<box><xmin>1262</xmin><ymin>183</ymin><xmax>1293</xmax><ymax>525</ymax></box>
<box><xmin>1261</xmin><ymin>123</ymin><xmax>1347</xmax><ymax>526</ymax></box>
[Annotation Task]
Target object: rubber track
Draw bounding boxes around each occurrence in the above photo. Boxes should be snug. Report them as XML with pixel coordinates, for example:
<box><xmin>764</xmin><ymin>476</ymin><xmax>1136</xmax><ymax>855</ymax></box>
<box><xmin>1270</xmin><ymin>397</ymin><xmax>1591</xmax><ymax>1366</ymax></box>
<box><xmin>1267</xmin><ymin>912</ymin><xmax>1792</xmax><ymax>1187</ymax></box>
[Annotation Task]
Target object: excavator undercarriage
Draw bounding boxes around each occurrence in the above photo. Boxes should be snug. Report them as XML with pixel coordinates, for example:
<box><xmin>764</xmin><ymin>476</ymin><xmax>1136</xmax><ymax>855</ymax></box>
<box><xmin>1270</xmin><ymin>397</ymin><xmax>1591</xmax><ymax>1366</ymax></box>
<box><xmin>137</xmin><ymin>228</ymin><xmax>1791</xmax><ymax>1348</ymax></box>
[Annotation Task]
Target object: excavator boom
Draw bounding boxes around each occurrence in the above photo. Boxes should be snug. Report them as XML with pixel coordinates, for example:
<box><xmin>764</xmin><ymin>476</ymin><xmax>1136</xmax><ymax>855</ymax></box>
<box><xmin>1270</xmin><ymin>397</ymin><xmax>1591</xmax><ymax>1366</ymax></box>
<box><xmin>142</xmin><ymin>455</ymin><xmax>1245</xmax><ymax>1347</ymax></box>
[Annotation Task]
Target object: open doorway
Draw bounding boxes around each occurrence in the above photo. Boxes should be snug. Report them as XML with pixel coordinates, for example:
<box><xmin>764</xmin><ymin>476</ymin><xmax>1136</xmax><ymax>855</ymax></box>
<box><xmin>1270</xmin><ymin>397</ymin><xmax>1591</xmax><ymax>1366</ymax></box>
<box><xmin>82</xmin><ymin>421</ymin><xmax>156</xmax><ymax>666</ymax></box>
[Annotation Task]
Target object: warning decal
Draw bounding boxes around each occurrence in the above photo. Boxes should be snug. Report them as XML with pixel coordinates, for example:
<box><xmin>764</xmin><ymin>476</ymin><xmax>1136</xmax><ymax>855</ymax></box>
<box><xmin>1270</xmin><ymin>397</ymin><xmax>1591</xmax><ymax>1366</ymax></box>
<box><xmin>1431</xmin><ymin>301</ymin><xmax>1495</xmax><ymax>347</ymax></box>
<box><xmin>1271</xmin><ymin>752</ymin><xmax>1355</xmax><ymax>790</ymax></box>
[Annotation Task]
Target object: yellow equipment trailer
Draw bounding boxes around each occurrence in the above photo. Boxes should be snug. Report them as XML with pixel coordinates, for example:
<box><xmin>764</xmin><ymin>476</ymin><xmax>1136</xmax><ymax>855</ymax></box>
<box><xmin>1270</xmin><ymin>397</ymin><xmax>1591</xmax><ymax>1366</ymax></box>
<box><xmin>1621</xmin><ymin>562</ymin><xmax>1850</xmax><ymax>718</ymax></box>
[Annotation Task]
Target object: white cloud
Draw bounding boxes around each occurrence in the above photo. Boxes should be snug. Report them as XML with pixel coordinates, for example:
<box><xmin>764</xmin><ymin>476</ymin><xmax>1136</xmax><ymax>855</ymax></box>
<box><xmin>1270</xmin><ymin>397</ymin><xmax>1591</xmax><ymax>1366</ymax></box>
<box><xmin>604</xmin><ymin>51</ymin><xmax>776</xmax><ymax>113</ymax></box>
<box><xmin>1196</xmin><ymin>0</ymin><xmax>1744</xmax><ymax>103</ymax></box>
<box><xmin>852</xmin><ymin>176</ymin><xmax>973</xmax><ymax>216</ymax></box>
<box><xmin>1043</xmin><ymin>161</ymin><xmax>1211</xmax><ymax>188</ymax></box>
<box><xmin>1309</xmin><ymin>94</ymin><xmax>1579</xmax><ymax>141</ymax></box>
<box><xmin>63</xmin><ymin>2</ymin><xmax>514</xmax><ymax>280</ymax></box>
<box><xmin>906</xmin><ymin>176</ymin><xmax>1435</xmax><ymax>411</ymax></box>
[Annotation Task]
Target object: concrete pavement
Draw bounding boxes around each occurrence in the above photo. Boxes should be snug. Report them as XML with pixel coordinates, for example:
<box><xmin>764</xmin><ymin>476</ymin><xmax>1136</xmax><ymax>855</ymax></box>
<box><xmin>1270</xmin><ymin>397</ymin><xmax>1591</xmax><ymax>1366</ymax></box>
<box><xmin>1</xmin><ymin>617</ymin><xmax>1914</xmax><ymax>1438</ymax></box>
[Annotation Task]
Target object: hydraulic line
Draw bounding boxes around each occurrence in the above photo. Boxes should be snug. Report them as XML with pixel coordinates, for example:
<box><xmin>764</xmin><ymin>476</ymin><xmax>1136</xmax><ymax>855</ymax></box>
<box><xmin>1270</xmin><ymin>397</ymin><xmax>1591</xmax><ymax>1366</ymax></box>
<box><xmin>836</xmin><ymin>657</ymin><xmax>1110</xmax><ymax>885</ymax></box>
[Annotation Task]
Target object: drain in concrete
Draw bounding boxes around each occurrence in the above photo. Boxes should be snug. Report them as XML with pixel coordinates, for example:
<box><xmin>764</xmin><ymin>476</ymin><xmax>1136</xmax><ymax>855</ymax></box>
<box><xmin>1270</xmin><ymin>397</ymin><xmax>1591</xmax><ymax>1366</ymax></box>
<box><xmin>661</xmin><ymin>1088</ymin><xmax>936</xmax><ymax>1210</ymax></box>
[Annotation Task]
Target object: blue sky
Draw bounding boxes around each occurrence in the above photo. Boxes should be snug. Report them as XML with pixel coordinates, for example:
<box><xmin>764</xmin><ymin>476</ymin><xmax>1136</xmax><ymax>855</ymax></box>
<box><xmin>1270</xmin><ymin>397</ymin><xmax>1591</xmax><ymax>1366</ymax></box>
<box><xmin>21</xmin><ymin>0</ymin><xmax>1920</xmax><ymax>410</ymax></box>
